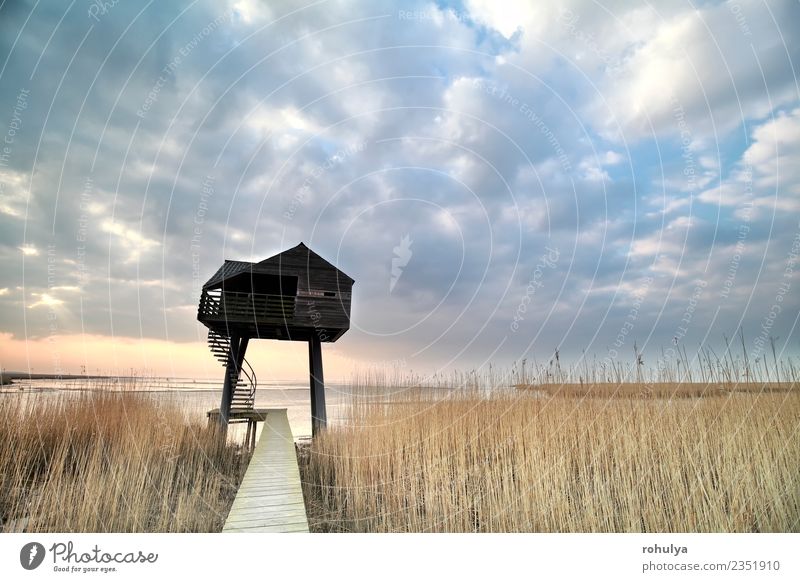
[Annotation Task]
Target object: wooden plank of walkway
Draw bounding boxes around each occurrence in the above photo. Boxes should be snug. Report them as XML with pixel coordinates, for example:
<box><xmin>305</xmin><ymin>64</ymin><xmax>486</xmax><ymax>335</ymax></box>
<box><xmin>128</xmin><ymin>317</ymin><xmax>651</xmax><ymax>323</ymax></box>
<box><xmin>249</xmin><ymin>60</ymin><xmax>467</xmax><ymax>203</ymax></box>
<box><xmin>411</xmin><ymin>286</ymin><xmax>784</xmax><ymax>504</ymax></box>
<box><xmin>223</xmin><ymin>408</ymin><xmax>309</xmax><ymax>533</ymax></box>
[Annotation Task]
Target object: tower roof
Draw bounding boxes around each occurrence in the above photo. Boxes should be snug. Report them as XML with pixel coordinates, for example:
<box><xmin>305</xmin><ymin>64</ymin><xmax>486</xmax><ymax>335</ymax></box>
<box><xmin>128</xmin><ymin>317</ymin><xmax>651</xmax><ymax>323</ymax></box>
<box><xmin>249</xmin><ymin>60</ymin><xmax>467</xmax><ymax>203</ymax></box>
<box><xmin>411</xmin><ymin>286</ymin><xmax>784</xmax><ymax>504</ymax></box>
<box><xmin>202</xmin><ymin>243</ymin><xmax>354</xmax><ymax>289</ymax></box>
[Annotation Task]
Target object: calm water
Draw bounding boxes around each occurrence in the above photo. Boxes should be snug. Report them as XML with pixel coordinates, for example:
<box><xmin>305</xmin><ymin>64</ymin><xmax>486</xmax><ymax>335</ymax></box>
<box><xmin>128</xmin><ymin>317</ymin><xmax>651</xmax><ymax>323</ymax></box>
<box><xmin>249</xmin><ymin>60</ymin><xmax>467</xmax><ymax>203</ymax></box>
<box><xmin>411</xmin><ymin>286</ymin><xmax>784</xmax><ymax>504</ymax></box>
<box><xmin>1</xmin><ymin>376</ymin><xmax>461</xmax><ymax>441</ymax></box>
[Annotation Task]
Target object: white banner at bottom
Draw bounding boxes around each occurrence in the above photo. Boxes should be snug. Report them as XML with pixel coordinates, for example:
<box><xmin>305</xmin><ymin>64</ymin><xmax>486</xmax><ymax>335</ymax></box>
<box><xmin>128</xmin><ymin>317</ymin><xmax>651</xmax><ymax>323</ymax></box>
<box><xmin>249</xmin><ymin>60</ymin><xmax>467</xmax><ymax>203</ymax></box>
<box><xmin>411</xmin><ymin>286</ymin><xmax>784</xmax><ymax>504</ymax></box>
<box><xmin>0</xmin><ymin>533</ymin><xmax>796</xmax><ymax>581</ymax></box>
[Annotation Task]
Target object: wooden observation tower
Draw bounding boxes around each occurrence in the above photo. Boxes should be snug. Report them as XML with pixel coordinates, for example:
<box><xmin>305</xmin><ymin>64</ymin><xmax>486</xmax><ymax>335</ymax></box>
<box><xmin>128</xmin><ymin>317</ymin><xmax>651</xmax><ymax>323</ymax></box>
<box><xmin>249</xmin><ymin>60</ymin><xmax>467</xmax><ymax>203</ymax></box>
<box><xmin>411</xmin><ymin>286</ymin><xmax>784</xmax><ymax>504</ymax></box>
<box><xmin>197</xmin><ymin>243</ymin><xmax>354</xmax><ymax>437</ymax></box>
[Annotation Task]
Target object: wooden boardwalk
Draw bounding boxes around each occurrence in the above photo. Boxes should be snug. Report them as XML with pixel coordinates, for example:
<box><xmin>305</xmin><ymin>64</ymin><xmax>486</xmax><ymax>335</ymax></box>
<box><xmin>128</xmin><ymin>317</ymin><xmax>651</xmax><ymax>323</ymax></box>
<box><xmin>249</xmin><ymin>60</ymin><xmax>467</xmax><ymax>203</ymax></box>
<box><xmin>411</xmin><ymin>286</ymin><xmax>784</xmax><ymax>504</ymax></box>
<box><xmin>222</xmin><ymin>409</ymin><xmax>309</xmax><ymax>533</ymax></box>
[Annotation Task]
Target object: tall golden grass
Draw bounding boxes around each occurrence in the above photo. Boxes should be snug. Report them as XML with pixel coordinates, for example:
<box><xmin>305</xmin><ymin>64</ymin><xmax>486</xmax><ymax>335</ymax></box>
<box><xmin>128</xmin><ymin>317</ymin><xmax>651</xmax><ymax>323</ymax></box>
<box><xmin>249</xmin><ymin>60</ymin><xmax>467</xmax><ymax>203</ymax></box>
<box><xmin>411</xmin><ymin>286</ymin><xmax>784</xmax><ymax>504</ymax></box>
<box><xmin>350</xmin><ymin>334</ymin><xmax>797</xmax><ymax>390</ymax></box>
<box><xmin>0</xmin><ymin>390</ymin><xmax>249</xmax><ymax>532</ymax></box>
<box><xmin>302</xmin><ymin>387</ymin><xmax>800</xmax><ymax>532</ymax></box>
<box><xmin>522</xmin><ymin>381</ymin><xmax>797</xmax><ymax>399</ymax></box>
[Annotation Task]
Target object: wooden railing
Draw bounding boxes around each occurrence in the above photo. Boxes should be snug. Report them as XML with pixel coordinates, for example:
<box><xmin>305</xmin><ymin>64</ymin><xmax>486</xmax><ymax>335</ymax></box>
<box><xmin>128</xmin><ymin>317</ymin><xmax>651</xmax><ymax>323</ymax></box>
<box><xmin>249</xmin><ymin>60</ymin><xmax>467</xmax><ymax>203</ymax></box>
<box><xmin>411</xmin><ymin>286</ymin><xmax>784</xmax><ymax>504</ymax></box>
<box><xmin>198</xmin><ymin>289</ymin><xmax>296</xmax><ymax>322</ymax></box>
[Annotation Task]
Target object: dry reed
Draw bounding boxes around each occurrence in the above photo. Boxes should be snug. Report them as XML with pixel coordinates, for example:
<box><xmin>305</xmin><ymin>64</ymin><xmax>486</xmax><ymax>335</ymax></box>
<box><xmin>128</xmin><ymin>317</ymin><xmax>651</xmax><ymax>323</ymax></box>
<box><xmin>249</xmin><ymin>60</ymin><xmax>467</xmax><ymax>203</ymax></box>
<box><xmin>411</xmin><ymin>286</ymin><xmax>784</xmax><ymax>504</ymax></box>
<box><xmin>523</xmin><ymin>381</ymin><xmax>797</xmax><ymax>399</ymax></box>
<box><xmin>302</xmin><ymin>387</ymin><xmax>800</xmax><ymax>532</ymax></box>
<box><xmin>0</xmin><ymin>390</ymin><xmax>249</xmax><ymax>532</ymax></box>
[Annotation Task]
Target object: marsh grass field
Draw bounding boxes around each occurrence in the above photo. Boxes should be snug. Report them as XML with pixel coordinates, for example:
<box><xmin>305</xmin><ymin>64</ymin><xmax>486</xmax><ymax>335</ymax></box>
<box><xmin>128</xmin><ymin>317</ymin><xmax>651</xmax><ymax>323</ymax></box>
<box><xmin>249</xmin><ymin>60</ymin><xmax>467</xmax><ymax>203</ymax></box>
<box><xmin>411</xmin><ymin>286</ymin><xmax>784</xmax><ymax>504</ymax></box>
<box><xmin>1</xmin><ymin>354</ymin><xmax>798</xmax><ymax>534</ymax></box>
<box><xmin>301</xmin><ymin>375</ymin><xmax>800</xmax><ymax>533</ymax></box>
<box><xmin>0</xmin><ymin>388</ymin><xmax>250</xmax><ymax>532</ymax></box>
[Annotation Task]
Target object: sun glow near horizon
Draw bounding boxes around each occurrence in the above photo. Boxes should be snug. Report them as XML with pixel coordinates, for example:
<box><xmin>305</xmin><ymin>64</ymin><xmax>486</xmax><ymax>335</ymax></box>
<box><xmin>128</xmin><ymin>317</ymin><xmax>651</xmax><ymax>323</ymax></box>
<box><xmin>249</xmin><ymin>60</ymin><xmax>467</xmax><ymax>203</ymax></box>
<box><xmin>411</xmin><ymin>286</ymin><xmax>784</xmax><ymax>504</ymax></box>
<box><xmin>0</xmin><ymin>332</ymin><xmax>364</xmax><ymax>382</ymax></box>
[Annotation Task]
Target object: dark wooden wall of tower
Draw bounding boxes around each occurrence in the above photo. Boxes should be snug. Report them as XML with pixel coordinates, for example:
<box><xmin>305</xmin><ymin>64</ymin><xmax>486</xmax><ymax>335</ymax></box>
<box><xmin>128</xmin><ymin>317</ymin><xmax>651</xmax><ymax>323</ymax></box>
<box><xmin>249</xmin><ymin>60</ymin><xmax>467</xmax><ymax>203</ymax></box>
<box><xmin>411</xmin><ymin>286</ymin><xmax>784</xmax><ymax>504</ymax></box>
<box><xmin>199</xmin><ymin>244</ymin><xmax>353</xmax><ymax>342</ymax></box>
<box><xmin>256</xmin><ymin>245</ymin><xmax>353</xmax><ymax>340</ymax></box>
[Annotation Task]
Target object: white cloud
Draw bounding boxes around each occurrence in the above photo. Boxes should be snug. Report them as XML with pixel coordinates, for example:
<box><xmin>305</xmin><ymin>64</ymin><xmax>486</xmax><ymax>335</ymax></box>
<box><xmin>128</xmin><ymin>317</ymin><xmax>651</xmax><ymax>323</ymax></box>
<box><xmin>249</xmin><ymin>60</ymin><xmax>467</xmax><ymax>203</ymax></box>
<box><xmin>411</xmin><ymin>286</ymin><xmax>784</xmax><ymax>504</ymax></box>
<box><xmin>577</xmin><ymin>155</ymin><xmax>614</xmax><ymax>182</ymax></box>
<box><xmin>0</xmin><ymin>169</ymin><xmax>28</xmax><ymax>218</ymax></box>
<box><xmin>744</xmin><ymin>108</ymin><xmax>800</xmax><ymax>191</ymax></box>
<box><xmin>87</xmin><ymin>202</ymin><xmax>106</xmax><ymax>216</ymax></box>
<box><xmin>645</xmin><ymin>194</ymin><xmax>691</xmax><ymax>217</ymax></box>
<box><xmin>699</xmin><ymin>108</ymin><xmax>800</xmax><ymax>215</ymax></box>
<box><xmin>230</xmin><ymin>0</ymin><xmax>271</xmax><ymax>26</ymax></box>
<box><xmin>627</xmin><ymin>215</ymin><xmax>703</xmax><ymax>280</ymax></box>
<box><xmin>28</xmin><ymin>293</ymin><xmax>63</xmax><ymax>309</ymax></box>
<box><xmin>465</xmin><ymin>0</ymin><xmax>531</xmax><ymax>39</ymax></box>
<box><xmin>101</xmin><ymin>220</ymin><xmax>160</xmax><ymax>262</ymax></box>
<box><xmin>585</xmin><ymin>0</ymin><xmax>800</xmax><ymax>140</ymax></box>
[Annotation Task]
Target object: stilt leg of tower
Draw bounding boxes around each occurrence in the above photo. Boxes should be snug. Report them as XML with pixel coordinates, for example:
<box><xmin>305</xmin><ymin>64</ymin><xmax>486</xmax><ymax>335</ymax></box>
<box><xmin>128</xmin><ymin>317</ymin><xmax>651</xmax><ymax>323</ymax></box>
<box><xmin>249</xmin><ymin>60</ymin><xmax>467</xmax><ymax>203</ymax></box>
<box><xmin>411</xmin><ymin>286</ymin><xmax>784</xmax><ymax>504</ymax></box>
<box><xmin>219</xmin><ymin>335</ymin><xmax>250</xmax><ymax>430</ymax></box>
<box><xmin>308</xmin><ymin>334</ymin><xmax>326</xmax><ymax>437</ymax></box>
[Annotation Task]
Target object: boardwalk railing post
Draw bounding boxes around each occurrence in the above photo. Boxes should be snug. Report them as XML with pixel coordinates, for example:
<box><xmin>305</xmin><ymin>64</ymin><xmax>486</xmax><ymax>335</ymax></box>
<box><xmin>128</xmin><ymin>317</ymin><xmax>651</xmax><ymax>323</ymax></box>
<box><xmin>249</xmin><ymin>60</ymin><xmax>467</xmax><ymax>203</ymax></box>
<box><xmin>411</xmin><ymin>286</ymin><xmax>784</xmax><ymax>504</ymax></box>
<box><xmin>308</xmin><ymin>333</ymin><xmax>326</xmax><ymax>437</ymax></box>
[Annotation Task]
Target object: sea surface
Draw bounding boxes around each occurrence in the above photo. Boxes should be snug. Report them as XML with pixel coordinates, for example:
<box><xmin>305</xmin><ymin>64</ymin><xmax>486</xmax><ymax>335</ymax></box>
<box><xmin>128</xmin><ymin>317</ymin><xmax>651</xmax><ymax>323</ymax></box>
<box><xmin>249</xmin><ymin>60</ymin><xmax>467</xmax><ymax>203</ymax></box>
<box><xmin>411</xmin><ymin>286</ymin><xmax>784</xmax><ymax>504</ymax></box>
<box><xmin>1</xmin><ymin>376</ymin><xmax>467</xmax><ymax>441</ymax></box>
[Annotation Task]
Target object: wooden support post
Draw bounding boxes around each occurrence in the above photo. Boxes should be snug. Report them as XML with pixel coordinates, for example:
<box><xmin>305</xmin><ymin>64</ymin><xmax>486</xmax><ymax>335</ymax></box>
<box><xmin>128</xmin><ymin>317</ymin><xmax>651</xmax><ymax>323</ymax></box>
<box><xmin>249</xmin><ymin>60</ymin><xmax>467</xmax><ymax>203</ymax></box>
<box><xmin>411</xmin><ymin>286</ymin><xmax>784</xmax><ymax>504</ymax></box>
<box><xmin>308</xmin><ymin>333</ymin><xmax>326</xmax><ymax>437</ymax></box>
<box><xmin>219</xmin><ymin>335</ymin><xmax>249</xmax><ymax>430</ymax></box>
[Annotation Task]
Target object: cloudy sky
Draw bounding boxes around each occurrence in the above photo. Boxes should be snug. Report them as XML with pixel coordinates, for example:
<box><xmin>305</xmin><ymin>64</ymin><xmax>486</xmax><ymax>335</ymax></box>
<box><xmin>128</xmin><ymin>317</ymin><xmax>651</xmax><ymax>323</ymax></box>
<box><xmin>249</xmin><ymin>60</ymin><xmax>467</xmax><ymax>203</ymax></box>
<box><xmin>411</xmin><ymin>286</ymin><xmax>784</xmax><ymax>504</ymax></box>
<box><xmin>0</xmin><ymin>0</ymin><xmax>798</xmax><ymax>380</ymax></box>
